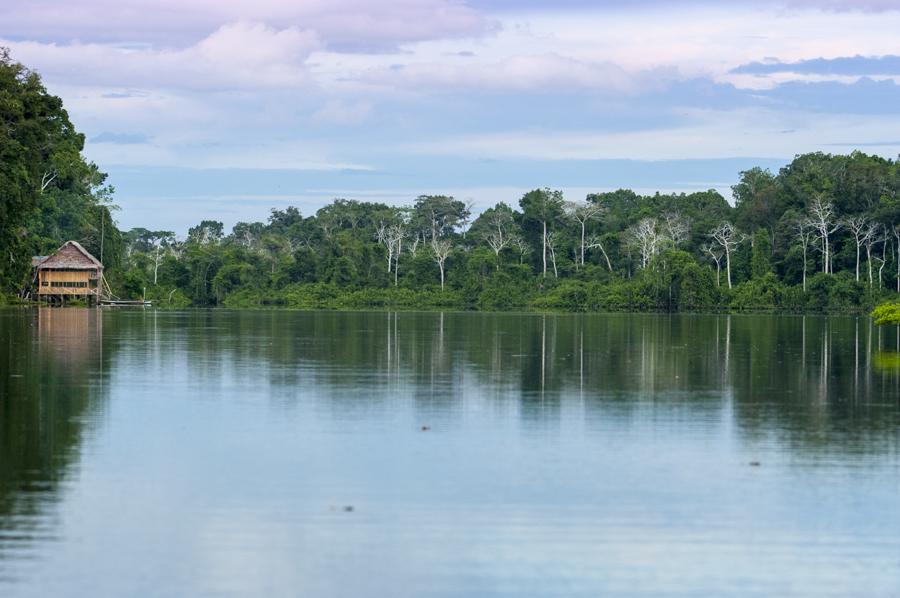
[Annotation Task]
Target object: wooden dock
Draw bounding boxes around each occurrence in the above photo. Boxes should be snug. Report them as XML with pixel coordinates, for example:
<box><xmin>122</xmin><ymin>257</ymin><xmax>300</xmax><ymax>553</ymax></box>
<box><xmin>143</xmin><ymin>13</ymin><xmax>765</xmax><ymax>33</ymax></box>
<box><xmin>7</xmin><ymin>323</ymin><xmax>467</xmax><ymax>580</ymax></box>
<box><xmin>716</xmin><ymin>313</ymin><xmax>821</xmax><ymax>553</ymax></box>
<box><xmin>100</xmin><ymin>299</ymin><xmax>153</xmax><ymax>307</ymax></box>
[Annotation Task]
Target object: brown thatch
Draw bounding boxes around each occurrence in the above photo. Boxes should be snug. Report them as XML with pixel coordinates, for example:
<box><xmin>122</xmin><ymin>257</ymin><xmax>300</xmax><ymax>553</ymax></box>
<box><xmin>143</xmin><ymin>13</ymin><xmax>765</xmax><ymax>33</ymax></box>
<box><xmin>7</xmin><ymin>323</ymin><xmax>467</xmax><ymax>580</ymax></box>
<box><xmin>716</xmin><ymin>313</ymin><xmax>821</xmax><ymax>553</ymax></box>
<box><xmin>36</xmin><ymin>241</ymin><xmax>103</xmax><ymax>271</ymax></box>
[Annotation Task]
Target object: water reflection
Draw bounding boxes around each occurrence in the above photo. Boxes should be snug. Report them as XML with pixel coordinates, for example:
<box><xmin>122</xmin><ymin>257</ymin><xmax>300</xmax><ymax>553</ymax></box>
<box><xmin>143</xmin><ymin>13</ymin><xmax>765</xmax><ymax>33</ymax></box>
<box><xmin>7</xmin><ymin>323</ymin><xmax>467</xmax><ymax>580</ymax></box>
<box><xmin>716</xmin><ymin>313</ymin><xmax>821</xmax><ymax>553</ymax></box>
<box><xmin>0</xmin><ymin>309</ymin><xmax>898</xmax><ymax>596</ymax></box>
<box><xmin>137</xmin><ymin>310</ymin><xmax>900</xmax><ymax>455</ymax></box>
<box><xmin>0</xmin><ymin>309</ymin><xmax>113</xmax><ymax>581</ymax></box>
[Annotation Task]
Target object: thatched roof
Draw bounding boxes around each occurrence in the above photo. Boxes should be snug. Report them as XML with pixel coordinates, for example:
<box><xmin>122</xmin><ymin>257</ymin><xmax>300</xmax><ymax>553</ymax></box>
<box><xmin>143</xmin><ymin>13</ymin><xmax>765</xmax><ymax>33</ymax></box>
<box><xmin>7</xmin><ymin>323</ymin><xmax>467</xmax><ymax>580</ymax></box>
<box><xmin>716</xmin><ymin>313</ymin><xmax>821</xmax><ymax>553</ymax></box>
<box><xmin>36</xmin><ymin>241</ymin><xmax>103</xmax><ymax>271</ymax></box>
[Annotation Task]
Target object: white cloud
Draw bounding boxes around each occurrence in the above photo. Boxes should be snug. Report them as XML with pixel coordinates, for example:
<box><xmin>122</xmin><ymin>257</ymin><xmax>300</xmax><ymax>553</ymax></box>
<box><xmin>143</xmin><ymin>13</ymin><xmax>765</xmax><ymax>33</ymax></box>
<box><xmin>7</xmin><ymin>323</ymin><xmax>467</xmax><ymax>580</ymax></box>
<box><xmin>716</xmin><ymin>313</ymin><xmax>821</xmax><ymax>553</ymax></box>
<box><xmin>781</xmin><ymin>0</ymin><xmax>900</xmax><ymax>11</ymax></box>
<box><xmin>351</xmin><ymin>53</ymin><xmax>648</xmax><ymax>93</ymax></box>
<box><xmin>0</xmin><ymin>0</ymin><xmax>493</xmax><ymax>49</ymax></box>
<box><xmin>4</xmin><ymin>22</ymin><xmax>321</xmax><ymax>92</ymax></box>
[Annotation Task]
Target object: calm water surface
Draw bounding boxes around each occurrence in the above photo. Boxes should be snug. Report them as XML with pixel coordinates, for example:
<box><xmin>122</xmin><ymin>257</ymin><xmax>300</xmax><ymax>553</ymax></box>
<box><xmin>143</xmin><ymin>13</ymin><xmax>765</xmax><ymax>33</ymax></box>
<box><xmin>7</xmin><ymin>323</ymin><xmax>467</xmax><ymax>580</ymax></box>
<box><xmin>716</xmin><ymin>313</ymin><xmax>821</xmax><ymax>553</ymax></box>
<box><xmin>1</xmin><ymin>309</ymin><xmax>899</xmax><ymax>597</ymax></box>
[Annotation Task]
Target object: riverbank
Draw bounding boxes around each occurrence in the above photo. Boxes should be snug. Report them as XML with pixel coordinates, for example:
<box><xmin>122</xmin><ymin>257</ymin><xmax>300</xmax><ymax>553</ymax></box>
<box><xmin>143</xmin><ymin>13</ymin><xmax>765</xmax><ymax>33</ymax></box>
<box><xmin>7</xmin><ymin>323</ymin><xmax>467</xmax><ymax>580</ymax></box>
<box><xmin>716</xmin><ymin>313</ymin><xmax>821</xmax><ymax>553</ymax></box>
<box><xmin>13</xmin><ymin>274</ymin><xmax>898</xmax><ymax>316</ymax></box>
<box><xmin>201</xmin><ymin>276</ymin><xmax>893</xmax><ymax>315</ymax></box>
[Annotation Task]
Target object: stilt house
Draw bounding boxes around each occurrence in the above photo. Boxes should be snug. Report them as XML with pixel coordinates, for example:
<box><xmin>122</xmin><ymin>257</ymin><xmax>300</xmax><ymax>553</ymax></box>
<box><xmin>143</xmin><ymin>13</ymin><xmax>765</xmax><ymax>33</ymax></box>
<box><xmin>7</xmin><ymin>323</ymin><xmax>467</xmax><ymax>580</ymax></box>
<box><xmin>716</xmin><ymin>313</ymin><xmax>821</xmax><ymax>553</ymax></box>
<box><xmin>32</xmin><ymin>241</ymin><xmax>104</xmax><ymax>305</ymax></box>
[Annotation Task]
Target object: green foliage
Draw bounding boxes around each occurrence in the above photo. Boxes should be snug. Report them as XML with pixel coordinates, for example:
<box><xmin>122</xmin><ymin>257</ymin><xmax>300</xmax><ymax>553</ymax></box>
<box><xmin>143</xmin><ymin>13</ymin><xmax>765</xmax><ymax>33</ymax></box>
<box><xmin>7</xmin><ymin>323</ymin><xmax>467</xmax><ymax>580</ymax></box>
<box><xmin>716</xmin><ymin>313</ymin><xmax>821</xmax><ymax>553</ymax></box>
<box><xmin>803</xmin><ymin>272</ymin><xmax>870</xmax><ymax>312</ymax></box>
<box><xmin>0</xmin><ymin>48</ymin><xmax>127</xmax><ymax>292</ymax></box>
<box><xmin>751</xmin><ymin>228</ymin><xmax>772</xmax><ymax>279</ymax></box>
<box><xmin>679</xmin><ymin>263</ymin><xmax>719</xmax><ymax>311</ymax></box>
<box><xmin>730</xmin><ymin>273</ymin><xmax>788</xmax><ymax>311</ymax></box>
<box><xmin>871</xmin><ymin>302</ymin><xmax>900</xmax><ymax>326</ymax></box>
<box><xmin>222</xmin><ymin>283</ymin><xmax>465</xmax><ymax>311</ymax></box>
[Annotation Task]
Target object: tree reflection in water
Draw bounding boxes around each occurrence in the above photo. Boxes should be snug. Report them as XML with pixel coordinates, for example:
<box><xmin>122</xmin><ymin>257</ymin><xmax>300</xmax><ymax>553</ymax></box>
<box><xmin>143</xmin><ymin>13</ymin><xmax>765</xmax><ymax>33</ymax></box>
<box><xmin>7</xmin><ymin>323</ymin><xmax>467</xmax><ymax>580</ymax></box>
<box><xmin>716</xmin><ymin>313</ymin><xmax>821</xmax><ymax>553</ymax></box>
<box><xmin>0</xmin><ymin>309</ymin><xmax>114</xmax><ymax>580</ymax></box>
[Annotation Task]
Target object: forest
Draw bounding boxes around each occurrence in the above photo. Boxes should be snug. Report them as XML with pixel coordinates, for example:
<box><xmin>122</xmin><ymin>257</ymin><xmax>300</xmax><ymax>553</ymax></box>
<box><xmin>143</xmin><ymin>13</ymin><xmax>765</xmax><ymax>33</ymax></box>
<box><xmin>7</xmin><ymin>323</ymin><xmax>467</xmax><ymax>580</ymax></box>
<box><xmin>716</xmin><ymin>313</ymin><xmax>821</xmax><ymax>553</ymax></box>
<box><xmin>3</xmin><ymin>48</ymin><xmax>900</xmax><ymax>314</ymax></box>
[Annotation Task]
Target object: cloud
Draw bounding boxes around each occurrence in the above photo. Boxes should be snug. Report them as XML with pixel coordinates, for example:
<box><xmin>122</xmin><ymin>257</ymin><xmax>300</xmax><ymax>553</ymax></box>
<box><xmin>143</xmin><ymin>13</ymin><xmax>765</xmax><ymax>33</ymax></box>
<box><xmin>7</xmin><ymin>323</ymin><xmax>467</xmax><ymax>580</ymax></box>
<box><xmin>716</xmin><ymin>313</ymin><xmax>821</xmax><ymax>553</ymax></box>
<box><xmin>0</xmin><ymin>0</ymin><xmax>493</xmax><ymax>50</ymax></box>
<box><xmin>733</xmin><ymin>55</ymin><xmax>900</xmax><ymax>76</ymax></box>
<box><xmin>470</xmin><ymin>0</ymin><xmax>900</xmax><ymax>11</ymax></box>
<box><xmin>352</xmin><ymin>54</ymin><xmax>655</xmax><ymax>93</ymax></box>
<box><xmin>780</xmin><ymin>0</ymin><xmax>900</xmax><ymax>11</ymax></box>
<box><xmin>761</xmin><ymin>77</ymin><xmax>900</xmax><ymax>114</ymax></box>
<box><xmin>4</xmin><ymin>22</ymin><xmax>322</xmax><ymax>92</ymax></box>
<box><xmin>89</xmin><ymin>132</ymin><xmax>151</xmax><ymax>144</ymax></box>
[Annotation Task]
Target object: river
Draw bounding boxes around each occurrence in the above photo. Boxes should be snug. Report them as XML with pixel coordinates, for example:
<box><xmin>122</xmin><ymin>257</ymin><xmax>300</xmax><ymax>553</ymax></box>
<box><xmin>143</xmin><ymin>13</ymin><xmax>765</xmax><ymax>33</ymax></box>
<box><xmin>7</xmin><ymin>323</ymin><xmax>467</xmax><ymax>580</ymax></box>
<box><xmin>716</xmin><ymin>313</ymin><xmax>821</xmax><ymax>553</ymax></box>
<box><xmin>1</xmin><ymin>309</ymin><xmax>898</xmax><ymax>596</ymax></box>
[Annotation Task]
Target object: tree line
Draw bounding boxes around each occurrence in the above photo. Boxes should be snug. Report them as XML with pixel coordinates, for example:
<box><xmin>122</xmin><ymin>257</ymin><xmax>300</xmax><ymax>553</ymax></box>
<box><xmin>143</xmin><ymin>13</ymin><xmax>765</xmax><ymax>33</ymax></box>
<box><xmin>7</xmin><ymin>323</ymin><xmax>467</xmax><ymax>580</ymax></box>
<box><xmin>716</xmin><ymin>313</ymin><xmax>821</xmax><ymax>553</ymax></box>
<box><xmin>3</xmin><ymin>48</ymin><xmax>900</xmax><ymax>314</ymax></box>
<box><xmin>118</xmin><ymin>152</ymin><xmax>900</xmax><ymax>313</ymax></box>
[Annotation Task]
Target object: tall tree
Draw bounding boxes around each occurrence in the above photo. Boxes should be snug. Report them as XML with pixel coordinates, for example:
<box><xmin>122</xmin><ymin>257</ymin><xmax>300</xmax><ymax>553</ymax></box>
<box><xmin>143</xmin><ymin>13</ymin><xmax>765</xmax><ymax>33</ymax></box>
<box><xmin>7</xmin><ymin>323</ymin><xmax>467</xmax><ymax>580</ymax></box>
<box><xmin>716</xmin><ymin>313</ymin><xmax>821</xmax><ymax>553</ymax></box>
<box><xmin>794</xmin><ymin>219</ymin><xmax>814</xmax><ymax>292</ymax></box>
<box><xmin>843</xmin><ymin>215</ymin><xmax>875</xmax><ymax>283</ymax></box>
<box><xmin>806</xmin><ymin>195</ymin><xmax>841</xmax><ymax>274</ymax></box>
<box><xmin>566</xmin><ymin>200</ymin><xmax>604</xmax><ymax>269</ymax></box>
<box><xmin>520</xmin><ymin>188</ymin><xmax>565</xmax><ymax>278</ymax></box>
<box><xmin>431</xmin><ymin>237</ymin><xmax>452</xmax><ymax>290</ymax></box>
<box><xmin>413</xmin><ymin>195</ymin><xmax>470</xmax><ymax>240</ymax></box>
<box><xmin>710</xmin><ymin>222</ymin><xmax>742</xmax><ymax>289</ymax></box>
<box><xmin>627</xmin><ymin>218</ymin><xmax>662</xmax><ymax>269</ymax></box>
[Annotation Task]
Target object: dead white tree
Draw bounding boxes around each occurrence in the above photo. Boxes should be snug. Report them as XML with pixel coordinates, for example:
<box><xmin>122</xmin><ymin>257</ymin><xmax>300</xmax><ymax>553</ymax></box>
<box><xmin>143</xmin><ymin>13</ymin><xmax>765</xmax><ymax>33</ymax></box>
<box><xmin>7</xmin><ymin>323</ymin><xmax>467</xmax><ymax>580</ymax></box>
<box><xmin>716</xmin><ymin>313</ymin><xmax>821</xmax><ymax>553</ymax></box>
<box><xmin>875</xmin><ymin>228</ymin><xmax>889</xmax><ymax>289</ymax></box>
<box><xmin>431</xmin><ymin>237</ymin><xmax>452</xmax><ymax>290</ymax></box>
<box><xmin>661</xmin><ymin>211</ymin><xmax>691</xmax><ymax>246</ymax></box>
<box><xmin>566</xmin><ymin>201</ymin><xmax>605</xmax><ymax>269</ymax></box>
<box><xmin>151</xmin><ymin>233</ymin><xmax>175</xmax><ymax>285</ymax></box>
<box><xmin>389</xmin><ymin>223</ymin><xmax>405</xmax><ymax>285</ymax></box>
<box><xmin>485</xmin><ymin>209</ymin><xmax>514</xmax><ymax>266</ymax></box>
<box><xmin>408</xmin><ymin>231</ymin><xmax>424</xmax><ymax>257</ymax></box>
<box><xmin>807</xmin><ymin>196</ymin><xmax>841</xmax><ymax>274</ymax></box>
<box><xmin>585</xmin><ymin>234</ymin><xmax>613</xmax><ymax>271</ymax></box>
<box><xmin>376</xmin><ymin>221</ymin><xmax>406</xmax><ymax>284</ymax></box>
<box><xmin>486</xmin><ymin>230</ymin><xmax>510</xmax><ymax>264</ymax></box>
<box><xmin>375</xmin><ymin>222</ymin><xmax>396</xmax><ymax>274</ymax></box>
<box><xmin>843</xmin><ymin>215</ymin><xmax>874</xmax><ymax>282</ymax></box>
<box><xmin>709</xmin><ymin>222</ymin><xmax>742</xmax><ymax>289</ymax></box>
<box><xmin>511</xmin><ymin>235</ymin><xmax>530</xmax><ymax>264</ymax></box>
<box><xmin>863</xmin><ymin>222</ymin><xmax>880</xmax><ymax>287</ymax></box>
<box><xmin>796</xmin><ymin>219</ymin><xmax>815</xmax><ymax>292</ymax></box>
<box><xmin>546</xmin><ymin>231</ymin><xmax>559</xmax><ymax>278</ymax></box>
<box><xmin>627</xmin><ymin>218</ymin><xmax>662</xmax><ymax>269</ymax></box>
<box><xmin>702</xmin><ymin>243</ymin><xmax>723</xmax><ymax>287</ymax></box>
<box><xmin>40</xmin><ymin>171</ymin><xmax>58</xmax><ymax>194</ymax></box>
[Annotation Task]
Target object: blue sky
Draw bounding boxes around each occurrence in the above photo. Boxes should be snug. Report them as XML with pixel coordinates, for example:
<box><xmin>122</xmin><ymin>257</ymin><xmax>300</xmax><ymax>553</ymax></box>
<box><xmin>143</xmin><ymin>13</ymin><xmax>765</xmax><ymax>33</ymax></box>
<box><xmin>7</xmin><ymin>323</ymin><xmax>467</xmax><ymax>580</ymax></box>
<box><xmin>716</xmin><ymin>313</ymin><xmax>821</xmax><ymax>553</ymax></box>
<box><xmin>3</xmin><ymin>0</ymin><xmax>900</xmax><ymax>234</ymax></box>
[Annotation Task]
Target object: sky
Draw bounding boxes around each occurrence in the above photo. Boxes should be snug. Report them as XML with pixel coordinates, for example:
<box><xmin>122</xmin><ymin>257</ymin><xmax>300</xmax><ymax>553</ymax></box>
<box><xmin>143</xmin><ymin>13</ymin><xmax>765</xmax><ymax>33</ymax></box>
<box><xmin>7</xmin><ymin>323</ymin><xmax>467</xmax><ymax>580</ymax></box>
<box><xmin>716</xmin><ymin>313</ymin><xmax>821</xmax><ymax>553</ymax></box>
<box><xmin>3</xmin><ymin>0</ymin><xmax>900</xmax><ymax>234</ymax></box>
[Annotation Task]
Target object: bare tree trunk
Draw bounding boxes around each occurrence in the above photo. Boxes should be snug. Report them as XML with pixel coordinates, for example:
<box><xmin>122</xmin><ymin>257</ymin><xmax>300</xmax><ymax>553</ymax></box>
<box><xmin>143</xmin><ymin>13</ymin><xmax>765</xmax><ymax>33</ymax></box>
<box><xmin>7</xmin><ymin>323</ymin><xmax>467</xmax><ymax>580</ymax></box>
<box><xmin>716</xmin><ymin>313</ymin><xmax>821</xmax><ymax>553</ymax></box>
<box><xmin>598</xmin><ymin>244</ymin><xmax>612</xmax><ymax>271</ymax></box>
<box><xmin>542</xmin><ymin>220</ymin><xmax>548</xmax><ymax>278</ymax></box>
<box><xmin>549</xmin><ymin>243</ymin><xmax>558</xmax><ymax>278</ymax></box>
<box><xmin>153</xmin><ymin>243</ymin><xmax>161</xmax><ymax>285</ymax></box>
<box><xmin>580</xmin><ymin>221</ymin><xmax>585</xmax><ymax>269</ymax></box>
<box><xmin>725</xmin><ymin>247</ymin><xmax>732</xmax><ymax>289</ymax></box>
<box><xmin>802</xmin><ymin>246</ymin><xmax>807</xmax><ymax>292</ymax></box>
<box><xmin>395</xmin><ymin>237</ymin><xmax>401</xmax><ymax>286</ymax></box>
<box><xmin>866</xmin><ymin>241</ymin><xmax>873</xmax><ymax>287</ymax></box>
